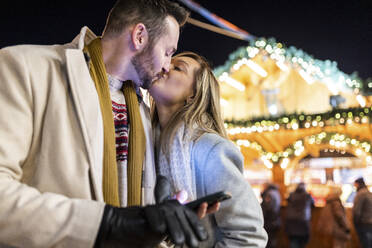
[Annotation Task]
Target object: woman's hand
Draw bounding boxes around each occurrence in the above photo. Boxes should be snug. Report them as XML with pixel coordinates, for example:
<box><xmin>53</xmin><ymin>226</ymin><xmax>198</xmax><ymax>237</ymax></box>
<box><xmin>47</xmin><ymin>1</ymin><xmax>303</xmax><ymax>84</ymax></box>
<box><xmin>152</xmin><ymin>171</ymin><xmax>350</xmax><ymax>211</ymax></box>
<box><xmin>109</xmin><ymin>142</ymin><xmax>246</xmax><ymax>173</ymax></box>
<box><xmin>197</xmin><ymin>202</ymin><xmax>220</xmax><ymax>219</ymax></box>
<box><xmin>174</xmin><ymin>190</ymin><xmax>220</xmax><ymax>219</ymax></box>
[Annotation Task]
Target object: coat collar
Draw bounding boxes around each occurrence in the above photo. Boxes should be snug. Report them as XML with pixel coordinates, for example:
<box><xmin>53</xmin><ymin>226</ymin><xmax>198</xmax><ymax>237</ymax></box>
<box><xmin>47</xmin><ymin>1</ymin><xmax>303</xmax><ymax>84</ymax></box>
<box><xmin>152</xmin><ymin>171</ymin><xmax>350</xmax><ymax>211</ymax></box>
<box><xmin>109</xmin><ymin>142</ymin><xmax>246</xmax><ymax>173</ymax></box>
<box><xmin>64</xmin><ymin>27</ymin><xmax>104</xmax><ymax>202</ymax></box>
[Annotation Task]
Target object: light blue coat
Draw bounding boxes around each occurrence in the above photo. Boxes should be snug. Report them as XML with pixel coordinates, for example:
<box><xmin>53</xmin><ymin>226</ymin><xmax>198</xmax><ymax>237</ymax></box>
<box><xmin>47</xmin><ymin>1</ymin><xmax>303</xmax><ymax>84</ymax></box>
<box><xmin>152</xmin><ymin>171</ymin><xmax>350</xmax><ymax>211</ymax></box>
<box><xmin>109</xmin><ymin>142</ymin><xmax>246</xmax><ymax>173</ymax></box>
<box><xmin>191</xmin><ymin>133</ymin><xmax>268</xmax><ymax>247</ymax></box>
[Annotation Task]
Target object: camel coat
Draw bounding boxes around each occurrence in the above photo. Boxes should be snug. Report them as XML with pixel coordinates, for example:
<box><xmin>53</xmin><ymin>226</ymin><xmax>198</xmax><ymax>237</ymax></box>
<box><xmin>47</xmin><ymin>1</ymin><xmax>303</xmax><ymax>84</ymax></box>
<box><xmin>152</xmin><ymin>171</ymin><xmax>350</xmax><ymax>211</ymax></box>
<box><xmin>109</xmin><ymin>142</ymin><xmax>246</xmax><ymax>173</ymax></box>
<box><xmin>0</xmin><ymin>27</ymin><xmax>156</xmax><ymax>248</ymax></box>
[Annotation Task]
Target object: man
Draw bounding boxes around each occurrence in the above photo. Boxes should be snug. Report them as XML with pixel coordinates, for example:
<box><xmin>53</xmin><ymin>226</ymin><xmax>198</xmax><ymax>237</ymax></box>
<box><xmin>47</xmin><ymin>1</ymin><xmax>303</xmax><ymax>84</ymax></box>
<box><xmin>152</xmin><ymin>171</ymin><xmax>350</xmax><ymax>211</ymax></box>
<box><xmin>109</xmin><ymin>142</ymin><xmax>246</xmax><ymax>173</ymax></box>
<box><xmin>261</xmin><ymin>183</ymin><xmax>281</xmax><ymax>248</ymax></box>
<box><xmin>0</xmin><ymin>0</ymin><xmax>211</xmax><ymax>247</ymax></box>
<box><xmin>353</xmin><ymin>177</ymin><xmax>372</xmax><ymax>248</ymax></box>
<box><xmin>285</xmin><ymin>182</ymin><xmax>314</xmax><ymax>248</ymax></box>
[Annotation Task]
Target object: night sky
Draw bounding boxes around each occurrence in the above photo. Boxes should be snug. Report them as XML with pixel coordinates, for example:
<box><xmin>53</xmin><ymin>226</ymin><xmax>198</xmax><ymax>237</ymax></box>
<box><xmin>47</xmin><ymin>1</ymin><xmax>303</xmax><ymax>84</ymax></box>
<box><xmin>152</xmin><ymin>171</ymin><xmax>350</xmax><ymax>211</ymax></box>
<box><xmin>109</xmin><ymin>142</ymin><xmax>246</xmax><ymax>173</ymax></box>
<box><xmin>1</xmin><ymin>0</ymin><xmax>371</xmax><ymax>79</ymax></box>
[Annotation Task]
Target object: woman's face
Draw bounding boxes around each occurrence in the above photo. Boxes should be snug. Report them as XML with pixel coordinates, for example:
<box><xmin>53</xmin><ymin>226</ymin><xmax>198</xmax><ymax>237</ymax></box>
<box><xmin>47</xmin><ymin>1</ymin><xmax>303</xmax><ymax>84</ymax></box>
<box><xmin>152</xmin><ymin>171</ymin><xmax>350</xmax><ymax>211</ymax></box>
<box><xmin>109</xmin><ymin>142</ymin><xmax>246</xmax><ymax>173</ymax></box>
<box><xmin>149</xmin><ymin>56</ymin><xmax>200</xmax><ymax>107</ymax></box>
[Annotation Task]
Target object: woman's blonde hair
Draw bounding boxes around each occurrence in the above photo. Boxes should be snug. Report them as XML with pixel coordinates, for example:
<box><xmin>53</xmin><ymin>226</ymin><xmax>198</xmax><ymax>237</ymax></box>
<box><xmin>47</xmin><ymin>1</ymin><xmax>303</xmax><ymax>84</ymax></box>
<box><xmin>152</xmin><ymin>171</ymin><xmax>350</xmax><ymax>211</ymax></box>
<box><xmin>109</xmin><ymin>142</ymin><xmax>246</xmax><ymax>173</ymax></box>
<box><xmin>151</xmin><ymin>51</ymin><xmax>227</xmax><ymax>155</ymax></box>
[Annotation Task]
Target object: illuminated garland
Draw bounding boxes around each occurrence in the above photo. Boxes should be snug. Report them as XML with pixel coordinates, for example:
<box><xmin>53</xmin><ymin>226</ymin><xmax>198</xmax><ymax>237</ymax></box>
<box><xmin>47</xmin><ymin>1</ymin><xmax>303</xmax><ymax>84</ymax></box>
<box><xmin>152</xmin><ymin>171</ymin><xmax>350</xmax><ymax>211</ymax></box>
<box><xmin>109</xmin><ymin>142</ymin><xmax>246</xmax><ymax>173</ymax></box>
<box><xmin>214</xmin><ymin>37</ymin><xmax>372</xmax><ymax>95</ymax></box>
<box><xmin>226</xmin><ymin>107</ymin><xmax>371</xmax><ymax>133</ymax></box>
<box><xmin>235</xmin><ymin>132</ymin><xmax>372</xmax><ymax>166</ymax></box>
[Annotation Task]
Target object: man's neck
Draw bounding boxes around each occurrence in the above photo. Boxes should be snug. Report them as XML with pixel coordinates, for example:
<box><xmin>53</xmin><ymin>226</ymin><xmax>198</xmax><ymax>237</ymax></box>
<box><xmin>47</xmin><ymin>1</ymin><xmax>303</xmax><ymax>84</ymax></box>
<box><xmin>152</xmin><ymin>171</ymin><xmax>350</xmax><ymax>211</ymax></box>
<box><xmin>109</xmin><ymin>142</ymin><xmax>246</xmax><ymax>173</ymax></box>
<box><xmin>101</xmin><ymin>37</ymin><xmax>138</xmax><ymax>84</ymax></box>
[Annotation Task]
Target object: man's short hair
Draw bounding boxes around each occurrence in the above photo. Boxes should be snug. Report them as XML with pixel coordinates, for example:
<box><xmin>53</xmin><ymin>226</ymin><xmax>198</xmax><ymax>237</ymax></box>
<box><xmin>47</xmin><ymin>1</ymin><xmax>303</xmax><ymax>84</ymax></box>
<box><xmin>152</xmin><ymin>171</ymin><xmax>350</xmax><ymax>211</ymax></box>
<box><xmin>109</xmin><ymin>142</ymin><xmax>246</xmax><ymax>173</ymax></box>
<box><xmin>103</xmin><ymin>0</ymin><xmax>189</xmax><ymax>45</ymax></box>
<box><xmin>355</xmin><ymin>177</ymin><xmax>366</xmax><ymax>186</ymax></box>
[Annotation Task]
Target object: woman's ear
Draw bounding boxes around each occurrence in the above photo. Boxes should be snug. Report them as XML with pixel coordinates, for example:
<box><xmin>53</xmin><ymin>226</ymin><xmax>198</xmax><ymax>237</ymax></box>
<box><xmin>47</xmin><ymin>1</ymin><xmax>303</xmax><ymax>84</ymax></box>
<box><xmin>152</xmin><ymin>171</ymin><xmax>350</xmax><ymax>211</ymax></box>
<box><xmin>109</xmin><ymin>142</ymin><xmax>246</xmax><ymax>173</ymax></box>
<box><xmin>131</xmin><ymin>23</ymin><xmax>149</xmax><ymax>51</ymax></box>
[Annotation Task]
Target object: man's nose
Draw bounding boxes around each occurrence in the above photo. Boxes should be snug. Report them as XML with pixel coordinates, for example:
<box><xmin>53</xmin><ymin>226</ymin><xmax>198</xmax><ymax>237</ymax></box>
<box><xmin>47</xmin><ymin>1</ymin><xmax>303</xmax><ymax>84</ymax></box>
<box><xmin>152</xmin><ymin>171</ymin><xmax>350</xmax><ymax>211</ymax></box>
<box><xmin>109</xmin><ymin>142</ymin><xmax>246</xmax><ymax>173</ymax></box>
<box><xmin>162</xmin><ymin>58</ymin><xmax>172</xmax><ymax>73</ymax></box>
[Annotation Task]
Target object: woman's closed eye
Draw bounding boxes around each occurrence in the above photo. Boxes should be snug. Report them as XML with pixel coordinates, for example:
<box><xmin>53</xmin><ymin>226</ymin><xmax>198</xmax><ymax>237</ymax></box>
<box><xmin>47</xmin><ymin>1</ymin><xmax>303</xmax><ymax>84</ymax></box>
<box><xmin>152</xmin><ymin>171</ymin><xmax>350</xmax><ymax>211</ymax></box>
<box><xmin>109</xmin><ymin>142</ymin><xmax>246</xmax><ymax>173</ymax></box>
<box><xmin>174</xmin><ymin>66</ymin><xmax>181</xmax><ymax>71</ymax></box>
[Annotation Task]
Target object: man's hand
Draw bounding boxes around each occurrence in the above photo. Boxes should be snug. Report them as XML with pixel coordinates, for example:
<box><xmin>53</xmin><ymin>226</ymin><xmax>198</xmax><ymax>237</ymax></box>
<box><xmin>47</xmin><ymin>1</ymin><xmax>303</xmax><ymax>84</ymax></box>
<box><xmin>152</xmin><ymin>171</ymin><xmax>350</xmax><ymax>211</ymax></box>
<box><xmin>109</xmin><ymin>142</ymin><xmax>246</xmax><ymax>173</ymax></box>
<box><xmin>94</xmin><ymin>175</ymin><xmax>208</xmax><ymax>248</ymax></box>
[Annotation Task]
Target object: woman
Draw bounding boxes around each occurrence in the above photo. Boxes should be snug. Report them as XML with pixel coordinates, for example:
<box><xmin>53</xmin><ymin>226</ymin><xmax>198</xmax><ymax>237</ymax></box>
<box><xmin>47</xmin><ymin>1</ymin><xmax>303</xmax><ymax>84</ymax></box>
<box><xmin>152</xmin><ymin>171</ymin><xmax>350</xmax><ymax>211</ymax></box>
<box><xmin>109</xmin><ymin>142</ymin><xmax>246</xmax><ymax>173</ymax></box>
<box><xmin>317</xmin><ymin>187</ymin><xmax>351</xmax><ymax>248</ymax></box>
<box><xmin>149</xmin><ymin>51</ymin><xmax>267</xmax><ymax>247</ymax></box>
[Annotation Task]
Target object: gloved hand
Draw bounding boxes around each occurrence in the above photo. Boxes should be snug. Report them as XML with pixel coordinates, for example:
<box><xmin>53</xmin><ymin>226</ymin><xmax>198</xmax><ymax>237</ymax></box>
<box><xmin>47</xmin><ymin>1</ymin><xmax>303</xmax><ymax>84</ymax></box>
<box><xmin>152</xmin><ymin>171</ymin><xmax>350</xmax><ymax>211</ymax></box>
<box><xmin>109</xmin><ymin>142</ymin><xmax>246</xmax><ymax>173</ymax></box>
<box><xmin>94</xmin><ymin>175</ymin><xmax>208</xmax><ymax>248</ymax></box>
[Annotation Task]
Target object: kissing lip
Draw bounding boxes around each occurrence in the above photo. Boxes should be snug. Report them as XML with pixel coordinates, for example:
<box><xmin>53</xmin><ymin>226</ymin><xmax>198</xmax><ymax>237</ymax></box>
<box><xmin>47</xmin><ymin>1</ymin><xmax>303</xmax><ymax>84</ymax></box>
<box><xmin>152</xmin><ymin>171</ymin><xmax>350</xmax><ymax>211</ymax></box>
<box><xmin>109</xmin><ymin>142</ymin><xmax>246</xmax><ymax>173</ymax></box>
<box><xmin>152</xmin><ymin>71</ymin><xmax>167</xmax><ymax>83</ymax></box>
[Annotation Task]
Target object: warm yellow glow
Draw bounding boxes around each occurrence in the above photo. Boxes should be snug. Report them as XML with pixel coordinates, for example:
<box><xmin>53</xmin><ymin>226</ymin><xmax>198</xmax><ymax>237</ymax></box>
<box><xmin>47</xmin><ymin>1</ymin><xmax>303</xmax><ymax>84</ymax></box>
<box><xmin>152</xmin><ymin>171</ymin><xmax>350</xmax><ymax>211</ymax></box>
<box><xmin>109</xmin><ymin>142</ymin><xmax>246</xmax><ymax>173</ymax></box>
<box><xmin>219</xmin><ymin>72</ymin><xmax>245</xmax><ymax>91</ymax></box>
<box><xmin>367</xmin><ymin>156</ymin><xmax>372</xmax><ymax>163</ymax></box>
<box><xmin>245</xmin><ymin>59</ymin><xmax>268</xmax><ymax>77</ymax></box>
<box><xmin>356</xmin><ymin>95</ymin><xmax>366</xmax><ymax>107</ymax></box>
<box><xmin>355</xmin><ymin>148</ymin><xmax>363</xmax><ymax>156</ymax></box>
<box><xmin>292</xmin><ymin>123</ymin><xmax>299</xmax><ymax>130</ymax></box>
<box><xmin>262</xmin><ymin>157</ymin><xmax>273</xmax><ymax>169</ymax></box>
<box><xmin>281</xmin><ymin>158</ymin><xmax>290</xmax><ymax>169</ymax></box>
<box><xmin>220</xmin><ymin>98</ymin><xmax>228</xmax><ymax>107</ymax></box>
<box><xmin>299</xmin><ymin>69</ymin><xmax>315</xmax><ymax>84</ymax></box>
<box><xmin>276</xmin><ymin>60</ymin><xmax>289</xmax><ymax>71</ymax></box>
<box><xmin>237</xmin><ymin>139</ymin><xmax>250</xmax><ymax>147</ymax></box>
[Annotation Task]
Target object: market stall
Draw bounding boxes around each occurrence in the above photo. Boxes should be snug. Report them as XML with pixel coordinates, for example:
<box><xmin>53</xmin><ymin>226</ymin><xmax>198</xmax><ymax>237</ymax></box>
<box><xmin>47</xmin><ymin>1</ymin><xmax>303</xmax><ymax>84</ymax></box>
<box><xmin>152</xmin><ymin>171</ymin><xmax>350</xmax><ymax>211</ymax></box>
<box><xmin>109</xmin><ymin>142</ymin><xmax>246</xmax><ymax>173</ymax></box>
<box><xmin>215</xmin><ymin>38</ymin><xmax>371</xmax><ymax>247</ymax></box>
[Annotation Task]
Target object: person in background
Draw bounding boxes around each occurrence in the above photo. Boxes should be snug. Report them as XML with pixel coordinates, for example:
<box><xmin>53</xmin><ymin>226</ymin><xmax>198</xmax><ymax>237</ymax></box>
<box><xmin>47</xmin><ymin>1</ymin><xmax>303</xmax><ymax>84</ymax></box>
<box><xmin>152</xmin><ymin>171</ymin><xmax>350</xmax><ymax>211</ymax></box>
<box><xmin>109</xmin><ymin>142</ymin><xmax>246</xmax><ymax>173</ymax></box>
<box><xmin>261</xmin><ymin>183</ymin><xmax>281</xmax><ymax>248</ymax></box>
<box><xmin>318</xmin><ymin>187</ymin><xmax>350</xmax><ymax>248</ymax></box>
<box><xmin>149</xmin><ymin>51</ymin><xmax>268</xmax><ymax>247</ymax></box>
<box><xmin>353</xmin><ymin>177</ymin><xmax>372</xmax><ymax>248</ymax></box>
<box><xmin>284</xmin><ymin>182</ymin><xmax>314</xmax><ymax>248</ymax></box>
<box><xmin>0</xmin><ymin>1</ymin><xmax>212</xmax><ymax>247</ymax></box>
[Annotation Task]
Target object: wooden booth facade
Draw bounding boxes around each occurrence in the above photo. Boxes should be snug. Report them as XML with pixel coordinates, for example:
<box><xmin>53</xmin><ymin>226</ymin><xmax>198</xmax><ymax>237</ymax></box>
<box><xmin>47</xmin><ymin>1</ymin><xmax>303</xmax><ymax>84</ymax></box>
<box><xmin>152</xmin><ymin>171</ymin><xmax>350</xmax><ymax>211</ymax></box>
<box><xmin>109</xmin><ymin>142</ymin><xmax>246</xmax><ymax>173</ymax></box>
<box><xmin>215</xmin><ymin>38</ymin><xmax>372</xmax><ymax>248</ymax></box>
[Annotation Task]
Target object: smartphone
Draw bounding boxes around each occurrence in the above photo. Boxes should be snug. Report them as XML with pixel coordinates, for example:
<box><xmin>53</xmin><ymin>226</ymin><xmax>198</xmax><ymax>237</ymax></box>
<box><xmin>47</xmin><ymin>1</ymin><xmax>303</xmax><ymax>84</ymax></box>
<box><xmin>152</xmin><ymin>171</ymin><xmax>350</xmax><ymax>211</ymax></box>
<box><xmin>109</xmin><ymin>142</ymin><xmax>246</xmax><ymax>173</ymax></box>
<box><xmin>185</xmin><ymin>191</ymin><xmax>231</xmax><ymax>210</ymax></box>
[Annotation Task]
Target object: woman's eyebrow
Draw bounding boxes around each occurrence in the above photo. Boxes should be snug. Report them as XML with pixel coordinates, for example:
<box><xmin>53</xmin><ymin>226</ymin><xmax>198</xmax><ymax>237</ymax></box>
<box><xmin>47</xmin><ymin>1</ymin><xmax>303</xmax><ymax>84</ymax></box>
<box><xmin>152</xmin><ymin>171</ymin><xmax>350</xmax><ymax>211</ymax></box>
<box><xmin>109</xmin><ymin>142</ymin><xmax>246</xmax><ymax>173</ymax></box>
<box><xmin>176</xmin><ymin>60</ymin><xmax>190</xmax><ymax>69</ymax></box>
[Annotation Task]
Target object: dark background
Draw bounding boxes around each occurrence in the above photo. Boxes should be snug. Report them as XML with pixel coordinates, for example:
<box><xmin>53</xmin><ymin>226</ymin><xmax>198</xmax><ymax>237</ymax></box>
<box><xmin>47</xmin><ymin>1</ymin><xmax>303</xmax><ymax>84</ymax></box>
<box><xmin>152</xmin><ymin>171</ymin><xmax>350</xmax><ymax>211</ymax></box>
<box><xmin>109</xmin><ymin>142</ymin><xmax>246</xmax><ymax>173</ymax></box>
<box><xmin>1</xmin><ymin>0</ymin><xmax>371</xmax><ymax>79</ymax></box>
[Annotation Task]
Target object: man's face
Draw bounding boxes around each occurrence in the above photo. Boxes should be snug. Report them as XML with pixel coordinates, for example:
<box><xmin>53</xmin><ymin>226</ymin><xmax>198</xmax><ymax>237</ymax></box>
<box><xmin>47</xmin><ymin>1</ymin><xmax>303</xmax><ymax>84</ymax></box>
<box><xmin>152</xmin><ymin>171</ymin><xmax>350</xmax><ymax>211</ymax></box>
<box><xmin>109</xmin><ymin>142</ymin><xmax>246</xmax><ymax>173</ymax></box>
<box><xmin>132</xmin><ymin>16</ymin><xmax>180</xmax><ymax>89</ymax></box>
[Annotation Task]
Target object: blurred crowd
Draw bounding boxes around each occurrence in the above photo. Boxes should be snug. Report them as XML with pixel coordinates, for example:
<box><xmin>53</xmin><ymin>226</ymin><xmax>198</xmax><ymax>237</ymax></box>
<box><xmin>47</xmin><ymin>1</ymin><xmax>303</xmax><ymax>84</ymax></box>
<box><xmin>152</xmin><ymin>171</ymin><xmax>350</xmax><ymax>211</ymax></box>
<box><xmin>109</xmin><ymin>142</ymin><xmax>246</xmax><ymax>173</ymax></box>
<box><xmin>260</xmin><ymin>177</ymin><xmax>372</xmax><ymax>248</ymax></box>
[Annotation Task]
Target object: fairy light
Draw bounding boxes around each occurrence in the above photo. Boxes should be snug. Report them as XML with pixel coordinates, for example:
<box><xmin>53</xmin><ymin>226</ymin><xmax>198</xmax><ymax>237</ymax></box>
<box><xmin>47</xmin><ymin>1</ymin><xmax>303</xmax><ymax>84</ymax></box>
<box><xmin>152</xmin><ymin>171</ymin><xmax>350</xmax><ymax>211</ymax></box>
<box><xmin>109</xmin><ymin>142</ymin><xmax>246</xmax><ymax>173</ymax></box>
<box><xmin>268</xmin><ymin>104</ymin><xmax>278</xmax><ymax>115</ymax></box>
<box><xmin>355</xmin><ymin>148</ymin><xmax>363</xmax><ymax>156</ymax></box>
<box><xmin>292</xmin><ymin>123</ymin><xmax>299</xmax><ymax>130</ymax></box>
<box><xmin>281</xmin><ymin>158</ymin><xmax>290</xmax><ymax>169</ymax></box>
<box><xmin>367</xmin><ymin>156</ymin><xmax>372</xmax><ymax>163</ymax></box>
<box><xmin>220</xmin><ymin>98</ymin><xmax>228</xmax><ymax>107</ymax></box>
<box><xmin>219</xmin><ymin>72</ymin><xmax>245</xmax><ymax>91</ymax></box>
<box><xmin>245</xmin><ymin>59</ymin><xmax>268</xmax><ymax>77</ymax></box>
<box><xmin>299</xmin><ymin>69</ymin><xmax>315</xmax><ymax>84</ymax></box>
<box><xmin>230</xmin><ymin>131</ymin><xmax>372</xmax><ymax>165</ymax></box>
<box><xmin>357</xmin><ymin>95</ymin><xmax>366</xmax><ymax>107</ymax></box>
<box><xmin>276</xmin><ymin>60</ymin><xmax>289</xmax><ymax>71</ymax></box>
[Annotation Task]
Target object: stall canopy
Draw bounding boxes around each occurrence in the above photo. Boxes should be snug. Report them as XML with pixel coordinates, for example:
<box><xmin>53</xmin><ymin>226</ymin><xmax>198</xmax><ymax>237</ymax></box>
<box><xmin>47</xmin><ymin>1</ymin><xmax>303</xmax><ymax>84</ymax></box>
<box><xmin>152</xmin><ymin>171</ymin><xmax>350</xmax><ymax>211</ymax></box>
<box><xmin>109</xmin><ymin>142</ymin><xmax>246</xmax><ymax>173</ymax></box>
<box><xmin>213</xmin><ymin>38</ymin><xmax>372</xmax><ymax>170</ymax></box>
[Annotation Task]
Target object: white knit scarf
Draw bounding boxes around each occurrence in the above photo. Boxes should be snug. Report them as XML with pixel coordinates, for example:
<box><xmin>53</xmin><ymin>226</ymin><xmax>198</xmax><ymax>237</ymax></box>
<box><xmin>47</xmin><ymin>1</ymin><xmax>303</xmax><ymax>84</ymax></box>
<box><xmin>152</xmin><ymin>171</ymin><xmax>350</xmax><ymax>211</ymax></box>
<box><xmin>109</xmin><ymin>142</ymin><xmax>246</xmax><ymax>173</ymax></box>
<box><xmin>156</xmin><ymin>124</ymin><xmax>197</xmax><ymax>202</ymax></box>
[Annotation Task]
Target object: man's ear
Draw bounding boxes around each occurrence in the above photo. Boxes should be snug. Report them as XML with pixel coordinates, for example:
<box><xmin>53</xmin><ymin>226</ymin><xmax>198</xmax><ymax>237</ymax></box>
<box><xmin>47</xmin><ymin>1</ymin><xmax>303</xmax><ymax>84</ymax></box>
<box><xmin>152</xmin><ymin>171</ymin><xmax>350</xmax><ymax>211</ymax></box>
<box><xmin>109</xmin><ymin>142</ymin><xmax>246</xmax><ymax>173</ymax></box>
<box><xmin>131</xmin><ymin>23</ymin><xmax>149</xmax><ymax>51</ymax></box>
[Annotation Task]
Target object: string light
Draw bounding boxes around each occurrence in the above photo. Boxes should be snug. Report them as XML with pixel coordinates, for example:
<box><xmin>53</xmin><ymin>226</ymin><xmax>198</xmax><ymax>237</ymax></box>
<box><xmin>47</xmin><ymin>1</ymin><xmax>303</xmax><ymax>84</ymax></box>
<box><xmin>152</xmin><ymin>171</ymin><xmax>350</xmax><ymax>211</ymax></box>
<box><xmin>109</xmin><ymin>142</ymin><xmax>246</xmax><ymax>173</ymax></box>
<box><xmin>214</xmin><ymin>37</ymin><xmax>369</xmax><ymax>95</ymax></box>
<box><xmin>218</xmin><ymin>72</ymin><xmax>245</xmax><ymax>91</ymax></box>
<box><xmin>225</xmin><ymin>107</ymin><xmax>370</xmax><ymax>134</ymax></box>
<box><xmin>220</xmin><ymin>98</ymin><xmax>228</xmax><ymax>107</ymax></box>
<box><xmin>233</xmin><ymin>132</ymin><xmax>372</xmax><ymax>164</ymax></box>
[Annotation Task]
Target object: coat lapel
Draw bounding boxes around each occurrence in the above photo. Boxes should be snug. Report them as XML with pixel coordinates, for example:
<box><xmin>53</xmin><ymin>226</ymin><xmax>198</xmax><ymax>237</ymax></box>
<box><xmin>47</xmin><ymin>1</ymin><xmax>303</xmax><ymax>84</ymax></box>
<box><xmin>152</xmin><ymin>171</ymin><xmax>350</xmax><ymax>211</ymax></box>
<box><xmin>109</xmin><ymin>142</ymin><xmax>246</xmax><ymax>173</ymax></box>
<box><xmin>65</xmin><ymin>49</ymin><xmax>104</xmax><ymax>202</ymax></box>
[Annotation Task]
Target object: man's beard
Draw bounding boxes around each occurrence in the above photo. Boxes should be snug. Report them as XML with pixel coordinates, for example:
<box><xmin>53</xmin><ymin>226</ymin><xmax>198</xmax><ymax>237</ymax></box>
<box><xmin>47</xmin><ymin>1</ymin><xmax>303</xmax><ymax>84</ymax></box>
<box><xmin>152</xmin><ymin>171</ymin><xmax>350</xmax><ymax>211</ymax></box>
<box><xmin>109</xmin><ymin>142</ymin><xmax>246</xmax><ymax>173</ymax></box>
<box><xmin>131</xmin><ymin>45</ymin><xmax>155</xmax><ymax>90</ymax></box>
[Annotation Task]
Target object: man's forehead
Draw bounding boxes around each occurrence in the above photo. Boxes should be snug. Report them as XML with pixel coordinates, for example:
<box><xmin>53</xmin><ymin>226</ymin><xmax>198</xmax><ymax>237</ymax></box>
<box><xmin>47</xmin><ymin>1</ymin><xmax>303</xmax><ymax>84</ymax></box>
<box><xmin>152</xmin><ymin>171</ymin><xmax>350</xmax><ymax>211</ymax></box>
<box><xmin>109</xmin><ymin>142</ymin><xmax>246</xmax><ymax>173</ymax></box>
<box><xmin>162</xmin><ymin>16</ymin><xmax>180</xmax><ymax>45</ymax></box>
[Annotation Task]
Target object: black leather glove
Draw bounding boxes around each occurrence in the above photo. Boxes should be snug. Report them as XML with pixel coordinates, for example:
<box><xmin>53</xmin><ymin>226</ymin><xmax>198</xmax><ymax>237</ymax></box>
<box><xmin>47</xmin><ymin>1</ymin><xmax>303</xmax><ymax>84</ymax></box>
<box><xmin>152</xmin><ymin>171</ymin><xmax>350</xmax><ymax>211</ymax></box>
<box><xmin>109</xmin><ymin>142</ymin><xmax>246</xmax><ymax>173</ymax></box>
<box><xmin>94</xmin><ymin>175</ymin><xmax>207</xmax><ymax>248</ymax></box>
